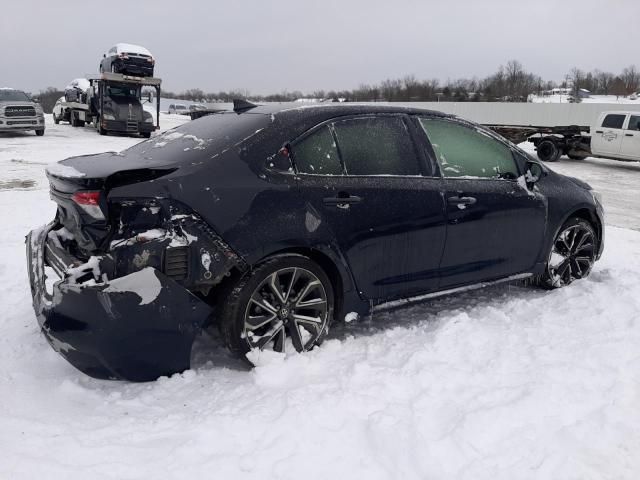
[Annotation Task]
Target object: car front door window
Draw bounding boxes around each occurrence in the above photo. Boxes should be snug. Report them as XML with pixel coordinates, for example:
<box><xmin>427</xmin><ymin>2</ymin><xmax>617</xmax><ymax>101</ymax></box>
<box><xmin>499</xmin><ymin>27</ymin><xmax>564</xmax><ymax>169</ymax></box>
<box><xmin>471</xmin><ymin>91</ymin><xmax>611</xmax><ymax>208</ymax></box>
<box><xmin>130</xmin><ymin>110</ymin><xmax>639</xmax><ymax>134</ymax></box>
<box><xmin>419</xmin><ymin>118</ymin><xmax>518</xmax><ymax>179</ymax></box>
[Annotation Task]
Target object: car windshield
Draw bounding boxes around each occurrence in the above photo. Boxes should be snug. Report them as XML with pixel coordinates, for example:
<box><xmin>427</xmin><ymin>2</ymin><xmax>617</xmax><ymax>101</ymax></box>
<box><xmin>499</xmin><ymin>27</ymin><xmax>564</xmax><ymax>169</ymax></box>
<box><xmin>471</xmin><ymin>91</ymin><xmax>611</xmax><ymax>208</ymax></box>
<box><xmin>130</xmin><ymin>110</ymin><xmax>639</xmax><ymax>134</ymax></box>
<box><xmin>106</xmin><ymin>85</ymin><xmax>139</xmax><ymax>98</ymax></box>
<box><xmin>0</xmin><ymin>89</ymin><xmax>30</xmax><ymax>101</ymax></box>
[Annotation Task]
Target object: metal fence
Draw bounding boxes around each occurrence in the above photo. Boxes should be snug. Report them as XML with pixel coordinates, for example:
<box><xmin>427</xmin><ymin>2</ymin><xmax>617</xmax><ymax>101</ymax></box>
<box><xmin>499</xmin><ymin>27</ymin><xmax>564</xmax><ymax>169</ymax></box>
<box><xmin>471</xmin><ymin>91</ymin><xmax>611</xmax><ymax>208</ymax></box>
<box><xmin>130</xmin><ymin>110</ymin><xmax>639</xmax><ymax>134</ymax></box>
<box><xmin>389</xmin><ymin>102</ymin><xmax>640</xmax><ymax>127</ymax></box>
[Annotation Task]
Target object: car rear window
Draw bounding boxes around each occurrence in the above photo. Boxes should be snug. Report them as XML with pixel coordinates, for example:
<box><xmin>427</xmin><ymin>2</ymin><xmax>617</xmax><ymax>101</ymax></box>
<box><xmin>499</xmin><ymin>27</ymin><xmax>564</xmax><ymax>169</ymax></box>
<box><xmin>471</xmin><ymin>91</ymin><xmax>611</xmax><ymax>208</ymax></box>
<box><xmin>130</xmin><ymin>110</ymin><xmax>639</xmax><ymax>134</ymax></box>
<box><xmin>125</xmin><ymin>112</ymin><xmax>271</xmax><ymax>163</ymax></box>
<box><xmin>333</xmin><ymin>116</ymin><xmax>421</xmax><ymax>176</ymax></box>
<box><xmin>602</xmin><ymin>114</ymin><xmax>626</xmax><ymax>129</ymax></box>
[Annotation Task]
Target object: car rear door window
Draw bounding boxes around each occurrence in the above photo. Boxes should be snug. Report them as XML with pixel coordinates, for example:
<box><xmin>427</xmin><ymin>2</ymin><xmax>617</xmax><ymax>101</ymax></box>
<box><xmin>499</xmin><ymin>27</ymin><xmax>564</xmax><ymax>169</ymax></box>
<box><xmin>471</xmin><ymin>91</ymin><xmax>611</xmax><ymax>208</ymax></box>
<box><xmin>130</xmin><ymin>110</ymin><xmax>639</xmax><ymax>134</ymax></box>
<box><xmin>626</xmin><ymin>115</ymin><xmax>640</xmax><ymax>131</ymax></box>
<box><xmin>419</xmin><ymin>118</ymin><xmax>518</xmax><ymax>179</ymax></box>
<box><xmin>602</xmin><ymin>114</ymin><xmax>626</xmax><ymax>129</ymax></box>
<box><xmin>332</xmin><ymin>116</ymin><xmax>421</xmax><ymax>176</ymax></box>
<box><xmin>293</xmin><ymin>125</ymin><xmax>343</xmax><ymax>175</ymax></box>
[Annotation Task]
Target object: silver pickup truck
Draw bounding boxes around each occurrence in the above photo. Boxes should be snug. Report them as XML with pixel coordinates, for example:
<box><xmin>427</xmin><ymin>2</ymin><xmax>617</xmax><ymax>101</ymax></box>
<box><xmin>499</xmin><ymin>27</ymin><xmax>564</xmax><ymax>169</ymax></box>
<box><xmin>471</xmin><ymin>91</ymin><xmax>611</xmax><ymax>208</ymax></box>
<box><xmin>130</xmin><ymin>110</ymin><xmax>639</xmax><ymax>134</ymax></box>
<box><xmin>0</xmin><ymin>88</ymin><xmax>45</xmax><ymax>136</ymax></box>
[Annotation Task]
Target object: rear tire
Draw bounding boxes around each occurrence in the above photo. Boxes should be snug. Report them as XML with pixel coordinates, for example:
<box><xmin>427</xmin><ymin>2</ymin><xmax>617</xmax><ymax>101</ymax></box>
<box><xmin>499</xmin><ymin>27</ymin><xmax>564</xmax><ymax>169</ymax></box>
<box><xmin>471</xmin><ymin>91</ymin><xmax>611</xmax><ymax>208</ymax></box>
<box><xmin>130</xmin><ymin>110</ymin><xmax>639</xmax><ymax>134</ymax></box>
<box><xmin>536</xmin><ymin>139</ymin><xmax>561</xmax><ymax>162</ymax></box>
<box><xmin>539</xmin><ymin>217</ymin><xmax>597</xmax><ymax>289</ymax></box>
<box><xmin>217</xmin><ymin>255</ymin><xmax>334</xmax><ymax>365</ymax></box>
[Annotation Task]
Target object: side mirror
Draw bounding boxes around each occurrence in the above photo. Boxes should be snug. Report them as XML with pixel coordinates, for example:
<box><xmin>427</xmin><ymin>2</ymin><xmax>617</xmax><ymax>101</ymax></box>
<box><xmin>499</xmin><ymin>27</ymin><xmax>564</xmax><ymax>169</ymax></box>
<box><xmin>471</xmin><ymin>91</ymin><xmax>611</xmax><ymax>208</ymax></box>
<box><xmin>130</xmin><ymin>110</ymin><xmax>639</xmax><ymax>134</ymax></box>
<box><xmin>525</xmin><ymin>161</ymin><xmax>544</xmax><ymax>187</ymax></box>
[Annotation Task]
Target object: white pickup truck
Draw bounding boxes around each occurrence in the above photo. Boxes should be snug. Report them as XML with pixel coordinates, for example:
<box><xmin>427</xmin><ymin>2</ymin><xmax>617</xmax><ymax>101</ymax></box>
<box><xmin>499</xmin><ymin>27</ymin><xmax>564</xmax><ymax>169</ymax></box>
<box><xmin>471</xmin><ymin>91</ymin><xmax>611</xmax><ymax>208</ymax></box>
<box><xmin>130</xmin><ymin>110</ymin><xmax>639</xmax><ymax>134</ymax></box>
<box><xmin>590</xmin><ymin>111</ymin><xmax>640</xmax><ymax>162</ymax></box>
<box><xmin>516</xmin><ymin>110</ymin><xmax>640</xmax><ymax>163</ymax></box>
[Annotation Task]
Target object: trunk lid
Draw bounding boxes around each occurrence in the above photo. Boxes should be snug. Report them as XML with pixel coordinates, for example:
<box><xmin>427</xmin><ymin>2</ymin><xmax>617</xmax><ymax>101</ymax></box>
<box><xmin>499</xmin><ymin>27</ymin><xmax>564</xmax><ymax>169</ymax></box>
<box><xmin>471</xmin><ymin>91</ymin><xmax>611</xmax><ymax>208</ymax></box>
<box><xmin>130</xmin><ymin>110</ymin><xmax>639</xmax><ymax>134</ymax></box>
<box><xmin>46</xmin><ymin>152</ymin><xmax>177</xmax><ymax>254</ymax></box>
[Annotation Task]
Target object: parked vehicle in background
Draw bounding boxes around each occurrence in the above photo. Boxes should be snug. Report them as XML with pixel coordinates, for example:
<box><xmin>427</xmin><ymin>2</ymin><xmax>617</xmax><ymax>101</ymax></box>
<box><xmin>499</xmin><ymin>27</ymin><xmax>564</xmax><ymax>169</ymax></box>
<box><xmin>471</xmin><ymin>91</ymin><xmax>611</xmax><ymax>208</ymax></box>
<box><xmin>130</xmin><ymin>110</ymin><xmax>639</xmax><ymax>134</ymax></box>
<box><xmin>27</xmin><ymin>102</ymin><xmax>604</xmax><ymax>381</ymax></box>
<box><xmin>100</xmin><ymin>43</ymin><xmax>155</xmax><ymax>77</ymax></box>
<box><xmin>489</xmin><ymin>110</ymin><xmax>640</xmax><ymax>163</ymax></box>
<box><xmin>0</xmin><ymin>88</ymin><xmax>45</xmax><ymax>136</ymax></box>
<box><xmin>64</xmin><ymin>78</ymin><xmax>90</xmax><ymax>103</ymax></box>
<box><xmin>589</xmin><ymin>111</ymin><xmax>640</xmax><ymax>162</ymax></box>
<box><xmin>168</xmin><ymin>103</ymin><xmax>188</xmax><ymax>114</ymax></box>
<box><xmin>59</xmin><ymin>72</ymin><xmax>161</xmax><ymax>138</ymax></box>
<box><xmin>52</xmin><ymin>96</ymin><xmax>70</xmax><ymax>124</ymax></box>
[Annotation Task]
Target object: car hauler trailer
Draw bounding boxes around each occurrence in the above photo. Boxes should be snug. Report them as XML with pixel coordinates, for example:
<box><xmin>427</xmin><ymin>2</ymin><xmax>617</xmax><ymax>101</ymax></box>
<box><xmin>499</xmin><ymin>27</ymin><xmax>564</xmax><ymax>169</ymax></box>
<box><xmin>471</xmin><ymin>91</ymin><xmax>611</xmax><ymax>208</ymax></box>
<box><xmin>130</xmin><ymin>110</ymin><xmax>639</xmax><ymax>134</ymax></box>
<box><xmin>61</xmin><ymin>72</ymin><xmax>161</xmax><ymax>138</ymax></box>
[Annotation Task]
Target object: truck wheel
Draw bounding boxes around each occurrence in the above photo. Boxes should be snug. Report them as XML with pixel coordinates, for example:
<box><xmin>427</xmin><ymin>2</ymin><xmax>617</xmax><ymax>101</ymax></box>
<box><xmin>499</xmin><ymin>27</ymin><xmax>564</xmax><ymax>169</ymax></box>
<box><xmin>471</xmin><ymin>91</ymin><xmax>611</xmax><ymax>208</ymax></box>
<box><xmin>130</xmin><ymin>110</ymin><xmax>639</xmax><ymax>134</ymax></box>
<box><xmin>567</xmin><ymin>153</ymin><xmax>588</xmax><ymax>160</ymax></box>
<box><xmin>53</xmin><ymin>114</ymin><xmax>60</xmax><ymax>125</ymax></box>
<box><xmin>35</xmin><ymin>129</ymin><xmax>45</xmax><ymax>136</ymax></box>
<box><xmin>537</xmin><ymin>139</ymin><xmax>561</xmax><ymax>162</ymax></box>
<box><xmin>141</xmin><ymin>131</ymin><xmax>151</xmax><ymax>138</ymax></box>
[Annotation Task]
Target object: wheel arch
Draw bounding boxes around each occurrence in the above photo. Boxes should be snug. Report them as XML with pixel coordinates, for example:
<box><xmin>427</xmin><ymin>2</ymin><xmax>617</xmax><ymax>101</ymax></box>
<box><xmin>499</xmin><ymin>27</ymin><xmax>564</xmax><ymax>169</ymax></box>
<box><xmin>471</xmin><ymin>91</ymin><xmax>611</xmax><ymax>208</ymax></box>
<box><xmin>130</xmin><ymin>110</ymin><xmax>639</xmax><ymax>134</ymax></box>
<box><xmin>256</xmin><ymin>246</ymin><xmax>354</xmax><ymax>319</ymax></box>
<box><xmin>555</xmin><ymin>206</ymin><xmax>603</xmax><ymax>254</ymax></box>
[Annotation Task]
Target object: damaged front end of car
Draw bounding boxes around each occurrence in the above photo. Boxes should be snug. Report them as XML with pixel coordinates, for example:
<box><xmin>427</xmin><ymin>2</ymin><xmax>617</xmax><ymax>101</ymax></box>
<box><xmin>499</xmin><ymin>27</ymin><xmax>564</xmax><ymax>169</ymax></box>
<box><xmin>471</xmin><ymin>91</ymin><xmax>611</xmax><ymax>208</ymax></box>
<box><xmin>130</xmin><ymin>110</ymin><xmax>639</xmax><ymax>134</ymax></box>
<box><xmin>26</xmin><ymin>187</ymin><xmax>245</xmax><ymax>381</ymax></box>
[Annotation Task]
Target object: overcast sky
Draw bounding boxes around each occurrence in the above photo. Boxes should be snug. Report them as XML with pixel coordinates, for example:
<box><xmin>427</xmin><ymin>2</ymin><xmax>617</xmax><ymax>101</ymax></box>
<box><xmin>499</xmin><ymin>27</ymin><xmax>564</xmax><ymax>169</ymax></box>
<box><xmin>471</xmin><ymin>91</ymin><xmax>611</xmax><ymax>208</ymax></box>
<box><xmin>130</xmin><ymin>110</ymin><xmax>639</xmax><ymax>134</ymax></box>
<box><xmin>2</xmin><ymin>0</ymin><xmax>638</xmax><ymax>95</ymax></box>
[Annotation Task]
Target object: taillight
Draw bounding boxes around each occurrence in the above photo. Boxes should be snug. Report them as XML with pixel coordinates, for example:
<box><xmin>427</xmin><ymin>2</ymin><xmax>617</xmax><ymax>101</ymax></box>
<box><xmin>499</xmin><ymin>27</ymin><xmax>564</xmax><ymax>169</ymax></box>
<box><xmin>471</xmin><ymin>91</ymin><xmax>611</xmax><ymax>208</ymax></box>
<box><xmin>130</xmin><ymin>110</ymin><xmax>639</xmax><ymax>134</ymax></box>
<box><xmin>72</xmin><ymin>191</ymin><xmax>104</xmax><ymax>220</ymax></box>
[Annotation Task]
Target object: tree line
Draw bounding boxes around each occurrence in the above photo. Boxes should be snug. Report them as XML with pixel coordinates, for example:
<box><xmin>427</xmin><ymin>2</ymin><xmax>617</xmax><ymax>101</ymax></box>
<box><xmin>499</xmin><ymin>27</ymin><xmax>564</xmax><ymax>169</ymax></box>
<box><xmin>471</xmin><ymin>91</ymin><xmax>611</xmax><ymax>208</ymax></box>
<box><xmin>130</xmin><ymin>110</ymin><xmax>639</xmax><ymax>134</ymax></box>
<box><xmin>161</xmin><ymin>61</ymin><xmax>640</xmax><ymax>104</ymax></box>
<box><xmin>31</xmin><ymin>60</ymin><xmax>640</xmax><ymax>112</ymax></box>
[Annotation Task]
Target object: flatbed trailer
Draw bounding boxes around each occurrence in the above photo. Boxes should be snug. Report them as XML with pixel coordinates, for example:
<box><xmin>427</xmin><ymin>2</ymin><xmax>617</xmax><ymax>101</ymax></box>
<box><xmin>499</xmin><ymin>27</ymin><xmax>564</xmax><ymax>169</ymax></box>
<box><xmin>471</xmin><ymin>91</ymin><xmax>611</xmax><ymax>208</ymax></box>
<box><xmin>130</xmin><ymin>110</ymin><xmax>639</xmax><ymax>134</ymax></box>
<box><xmin>486</xmin><ymin>124</ymin><xmax>592</xmax><ymax>162</ymax></box>
<box><xmin>61</xmin><ymin>72</ymin><xmax>161</xmax><ymax>138</ymax></box>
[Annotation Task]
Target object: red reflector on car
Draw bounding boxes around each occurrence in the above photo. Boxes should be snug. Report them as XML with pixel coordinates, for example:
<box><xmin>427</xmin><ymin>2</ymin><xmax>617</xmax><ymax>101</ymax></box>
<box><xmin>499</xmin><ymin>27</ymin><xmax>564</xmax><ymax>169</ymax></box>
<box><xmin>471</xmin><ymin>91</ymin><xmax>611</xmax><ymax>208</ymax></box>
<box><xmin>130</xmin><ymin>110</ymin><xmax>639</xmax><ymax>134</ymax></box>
<box><xmin>72</xmin><ymin>191</ymin><xmax>100</xmax><ymax>206</ymax></box>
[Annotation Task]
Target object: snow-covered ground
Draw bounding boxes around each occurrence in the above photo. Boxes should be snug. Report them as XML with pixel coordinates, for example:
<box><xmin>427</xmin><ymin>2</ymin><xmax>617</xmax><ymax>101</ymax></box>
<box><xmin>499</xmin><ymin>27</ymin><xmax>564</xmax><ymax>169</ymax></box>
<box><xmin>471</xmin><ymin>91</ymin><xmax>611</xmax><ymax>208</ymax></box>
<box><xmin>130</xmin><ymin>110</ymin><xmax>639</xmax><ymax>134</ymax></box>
<box><xmin>1</xmin><ymin>116</ymin><xmax>640</xmax><ymax>479</ymax></box>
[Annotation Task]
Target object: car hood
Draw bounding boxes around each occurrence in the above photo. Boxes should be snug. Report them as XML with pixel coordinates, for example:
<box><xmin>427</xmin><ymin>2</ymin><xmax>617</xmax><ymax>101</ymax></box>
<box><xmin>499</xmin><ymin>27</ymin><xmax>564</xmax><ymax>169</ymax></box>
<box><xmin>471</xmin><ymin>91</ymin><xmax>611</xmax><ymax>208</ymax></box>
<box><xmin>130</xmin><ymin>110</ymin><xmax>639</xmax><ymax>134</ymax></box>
<box><xmin>0</xmin><ymin>100</ymin><xmax>36</xmax><ymax>107</ymax></box>
<box><xmin>564</xmin><ymin>175</ymin><xmax>592</xmax><ymax>191</ymax></box>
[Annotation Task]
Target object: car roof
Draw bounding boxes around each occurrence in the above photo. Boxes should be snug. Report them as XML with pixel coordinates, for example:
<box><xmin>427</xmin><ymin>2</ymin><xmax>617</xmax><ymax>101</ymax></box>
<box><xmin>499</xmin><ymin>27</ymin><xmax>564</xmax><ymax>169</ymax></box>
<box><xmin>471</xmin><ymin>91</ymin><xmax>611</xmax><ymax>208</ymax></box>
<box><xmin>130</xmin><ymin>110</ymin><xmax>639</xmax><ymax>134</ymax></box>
<box><xmin>600</xmin><ymin>110</ymin><xmax>640</xmax><ymax>115</ymax></box>
<box><xmin>110</xmin><ymin>43</ymin><xmax>153</xmax><ymax>56</ymax></box>
<box><xmin>246</xmin><ymin>102</ymin><xmax>449</xmax><ymax>117</ymax></box>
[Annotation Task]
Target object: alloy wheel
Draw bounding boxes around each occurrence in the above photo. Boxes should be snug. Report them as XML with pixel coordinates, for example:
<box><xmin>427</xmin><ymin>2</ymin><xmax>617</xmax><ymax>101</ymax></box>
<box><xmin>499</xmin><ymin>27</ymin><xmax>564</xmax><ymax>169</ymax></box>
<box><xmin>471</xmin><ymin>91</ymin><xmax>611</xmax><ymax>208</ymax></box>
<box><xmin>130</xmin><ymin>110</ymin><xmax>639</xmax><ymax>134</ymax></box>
<box><xmin>547</xmin><ymin>224</ymin><xmax>596</xmax><ymax>287</ymax></box>
<box><xmin>243</xmin><ymin>267</ymin><xmax>328</xmax><ymax>353</ymax></box>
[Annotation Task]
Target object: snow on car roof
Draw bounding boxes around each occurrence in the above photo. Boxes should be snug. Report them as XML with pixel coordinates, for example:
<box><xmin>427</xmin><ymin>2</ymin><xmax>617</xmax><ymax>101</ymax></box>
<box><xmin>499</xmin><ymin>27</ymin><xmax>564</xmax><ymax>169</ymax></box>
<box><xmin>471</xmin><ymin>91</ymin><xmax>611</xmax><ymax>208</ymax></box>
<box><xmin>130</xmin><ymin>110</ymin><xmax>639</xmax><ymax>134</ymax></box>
<box><xmin>113</xmin><ymin>43</ymin><xmax>153</xmax><ymax>57</ymax></box>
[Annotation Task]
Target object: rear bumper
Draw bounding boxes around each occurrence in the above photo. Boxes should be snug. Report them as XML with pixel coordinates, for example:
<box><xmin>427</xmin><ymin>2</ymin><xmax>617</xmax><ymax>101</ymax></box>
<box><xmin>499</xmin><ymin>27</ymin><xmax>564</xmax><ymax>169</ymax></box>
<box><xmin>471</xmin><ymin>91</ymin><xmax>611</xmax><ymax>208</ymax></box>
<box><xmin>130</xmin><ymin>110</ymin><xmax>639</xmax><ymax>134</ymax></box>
<box><xmin>26</xmin><ymin>223</ymin><xmax>213</xmax><ymax>381</ymax></box>
<box><xmin>113</xmin><ymin>59</ymin><xmax>154</xmax><ymax>77</ymax></box>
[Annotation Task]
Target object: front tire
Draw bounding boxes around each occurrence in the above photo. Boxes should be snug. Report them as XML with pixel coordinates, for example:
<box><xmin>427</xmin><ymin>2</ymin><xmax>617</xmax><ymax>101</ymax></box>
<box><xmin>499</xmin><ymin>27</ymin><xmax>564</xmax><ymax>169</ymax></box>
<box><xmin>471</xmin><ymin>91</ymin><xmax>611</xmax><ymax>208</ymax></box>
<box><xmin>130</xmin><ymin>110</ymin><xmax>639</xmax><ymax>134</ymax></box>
<box><xmin>35</xmin><ymin>129</ymin><xmax>45</xmax><ymax>136</ymax></box>
<box><xmin>540</xmin><ymin>217</ymin><xmax>597</xmax><ymax>289</ymax></box>
<box><xmin>218</xmin><ymin>255</ymin><xmax>334</xmax><ymax>364</ymax></box>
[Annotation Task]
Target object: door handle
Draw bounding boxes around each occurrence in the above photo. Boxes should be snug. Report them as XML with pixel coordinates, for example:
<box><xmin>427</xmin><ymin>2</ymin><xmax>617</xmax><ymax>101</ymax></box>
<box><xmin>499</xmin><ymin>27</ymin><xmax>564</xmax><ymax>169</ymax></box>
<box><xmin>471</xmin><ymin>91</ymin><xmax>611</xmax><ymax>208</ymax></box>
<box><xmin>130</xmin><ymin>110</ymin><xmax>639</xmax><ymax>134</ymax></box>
<box><xmin>447</xmin><ymin>196</ymin><xmax>477</xmax><ymax>206</ymax></box>
<box><xmin>625</xmin><ymin>133</ymin><xmax>634</xmax><ymax>137</ymax></box>
<box><xmin>595</xmin><ymin>130</ymin><xmax>603</xmax><ymax>134</ymax></box>
<box><xmin>323</xmin><ymin>194</ymin><xmax>362</xmax><ymax>206</ymax></box>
